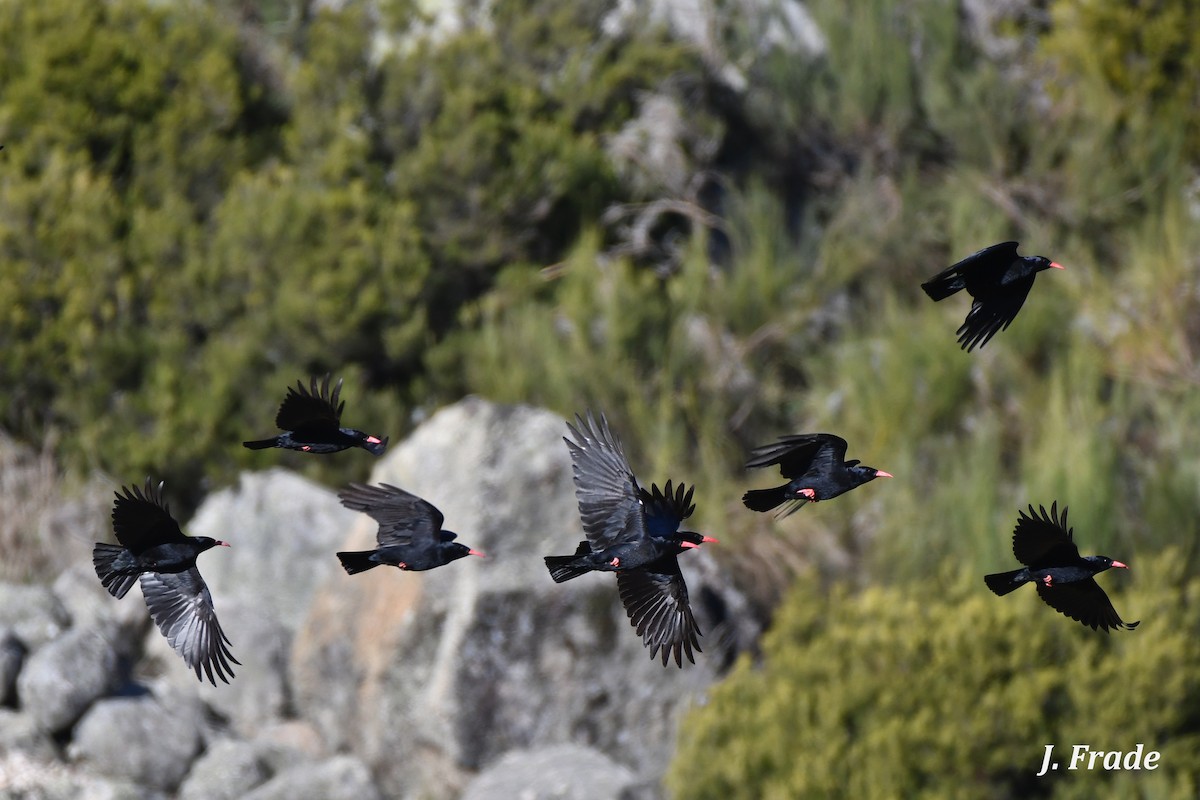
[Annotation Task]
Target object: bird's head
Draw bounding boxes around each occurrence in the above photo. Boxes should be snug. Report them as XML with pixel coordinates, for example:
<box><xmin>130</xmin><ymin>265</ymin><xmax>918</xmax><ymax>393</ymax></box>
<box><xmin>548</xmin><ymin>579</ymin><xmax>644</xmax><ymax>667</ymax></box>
<box><xmin>194</xmin><ymin>536</ymin><xmax>231</xmax><ymax>553</ymax></box>
<box><xmin>444</xmin><ymin>542</ymin><xmax>486</xmax><ymax>563</ymax></box>
<box><xmin>847</xmin><ymin>461</ymin><xmax>893</xmax><ymax>486</ymax></box>
<box><xmin>1030</xmin><ymin>255</ymin><xmax>1065</xmax><ymax>273</ymax></box>
<box><xmin>356</xmin><ymin>432</ymin><xmax>389</xmax><ymax>456</ymax></box>
<box><xmin>1089</xmin><ymin>555</ymin><xmax>1129</xmax><ymax>573</ymax></box>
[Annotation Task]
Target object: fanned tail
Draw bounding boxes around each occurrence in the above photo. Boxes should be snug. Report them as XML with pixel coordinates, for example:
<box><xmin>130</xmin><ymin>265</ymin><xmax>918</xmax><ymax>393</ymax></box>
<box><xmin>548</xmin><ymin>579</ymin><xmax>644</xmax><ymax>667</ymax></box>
<box><xmin>984</xmin><ymin>568</ymin><xmax>1029</xmax><ymax>597</ymax></box>
<box><xmin>92</xmin><ymin>543</ymin><xmax>139</xmax><ymax>599</ymax></box>
<box><xmin>544</xmin><ymin>541</ymin><xmax>593</xmax><ymax>583</ymax></box>
<box><xmin>337</xmin><ymin>550</ymin><xmax>381</xmax><ymax>575</ymax></box>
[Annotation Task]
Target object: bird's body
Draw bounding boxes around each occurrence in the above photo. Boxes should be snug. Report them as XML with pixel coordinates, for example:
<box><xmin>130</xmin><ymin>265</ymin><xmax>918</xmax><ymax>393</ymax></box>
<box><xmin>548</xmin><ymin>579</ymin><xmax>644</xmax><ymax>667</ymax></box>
<box><xmin>336</xmin><ymin>483</ymin><xmax>483</xmax><ymax>574</ymax></box>
<box><xmin>92</xmin><ymin>479</ymin><xmax>238</xmax><ymax>685</ymax></box>
<box><xmin>244</xmin><ymin>375</ymin><xmax>388</xmax><ymax>456</ymax></box>
<box><xmin>921</xmin><ymin>241</ymin><xmax>1064</xmax><ymax>351</ymax></box>
<box><xmin>984</xmin><ymin>503</ymin><xmax>1139</xmax><ymax>632</ymax></box>
<box><xmin>742</xmin><ymin>433</ymin><xmax>891</xmax><ymax>518</ymax></box>
<box><xmin>544</xmin><ymin>413</ymin><xmax>714</xmax><ymax>666</ymax></box>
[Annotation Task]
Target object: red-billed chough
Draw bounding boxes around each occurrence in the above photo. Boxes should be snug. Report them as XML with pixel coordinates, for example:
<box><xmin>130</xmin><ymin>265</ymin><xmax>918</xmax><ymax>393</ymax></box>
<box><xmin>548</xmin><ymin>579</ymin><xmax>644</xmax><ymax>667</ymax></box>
<box><xmin>336</xmin><ymin>483</ymin><xmax>484</xmax><ymax>573</ymax></box>
<box><xmin>92</xmin><ymin>479</ymin><xmax>239</xmax><ymax>685</ymax></box>
<box><xmin>984</xmin><ymin>502</ymin><xmax>1139</xmax><ymax>632</ymax></box>
<box><xmin>243</xmin><ymin>375</ymin><xmax>388</xmax><ymax>455</ymax></box>
<box><xmin>544</xmin><ymin>412</ymin><xmax>716</xmax><ymax>667</ymax></box>
<box><xmin>742</xmin><ymin>433</ymin><xmax>891</xmax><ymax>518</ymax></box>
<box><xmin>921</xmin><ymin>241</ymin><xmax>1064</xmax><ymax>351</ymax></box>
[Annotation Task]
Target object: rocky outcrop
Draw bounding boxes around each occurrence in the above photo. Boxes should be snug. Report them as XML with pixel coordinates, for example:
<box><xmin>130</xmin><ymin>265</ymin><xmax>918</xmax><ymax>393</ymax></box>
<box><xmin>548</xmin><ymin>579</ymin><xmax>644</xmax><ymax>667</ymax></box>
<box><xmin>0</xmin><ymin>397</ymin><xmax>757</xmax><ymax>799</ymax></box>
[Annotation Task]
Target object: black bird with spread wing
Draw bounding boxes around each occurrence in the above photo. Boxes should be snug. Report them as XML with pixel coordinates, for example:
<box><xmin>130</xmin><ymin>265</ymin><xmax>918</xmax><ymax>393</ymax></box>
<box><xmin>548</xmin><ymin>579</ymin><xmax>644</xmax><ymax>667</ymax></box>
<box><xmin>244</xmin><ymin>375</ymin><xmax>388</xmax><ymax>455</ymax></box>
<box><xmin>92</xmin><ymin>479</ymin><xmax>239</xmax><ymax>685</ymax></box>
<box><xmin>544</xmin><ymin>412</ymin><xmax>716</xmax><ymax>666</ymax></box>
<box><xmin>336</xmin><ymin>483</ymin><xmax>484</xmax><ymax>573</ymax></box>
<box><xmin>984</xmin><ymin>502</ymin><xmax>1139</xmax><ymax>632</ymax></box>
<box><xmin>921</xmin><ymin>241</ymin><xmax>1064</xmax><ymax>352</ymax></box>
<box><xmin>742</xmin><ymin>433</ymin><xmax>891</xmax><ymax>518</ymax></box>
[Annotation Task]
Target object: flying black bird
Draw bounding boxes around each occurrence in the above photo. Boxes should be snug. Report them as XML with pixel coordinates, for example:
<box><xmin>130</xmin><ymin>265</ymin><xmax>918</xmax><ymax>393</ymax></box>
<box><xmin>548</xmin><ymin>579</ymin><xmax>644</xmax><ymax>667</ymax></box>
<box><xmin>984</xmin><ymin>502</ymin><xmax>1139</xmax><ymax>632</ymax></box>
<box><xmin>244</xmin><ymin>375</ymin><xmax>388</xmax><ymax>455</ymax></box>
<box><xmin>742</xmin><ymin>433</ymin><xmax>892</xmax><ymax>518</ymax></box>
<box><xmin>92</xmin><ymin>479</ymin><xmax>238</xmax><ymax>685</ymax></box>
<box><xmin>336</xmin><ymin>483</ymin><xmax>484</xmax><ymax>573</ymax></box>
<box><xmin>544</xmin><ymin>412</ymin><xmax>715</xmax><ymax>666</ymax></box>
<box><xmin>921</xmin><ymin>241</ymin><xmax>1064</xmax><ymax>352</ymax></box>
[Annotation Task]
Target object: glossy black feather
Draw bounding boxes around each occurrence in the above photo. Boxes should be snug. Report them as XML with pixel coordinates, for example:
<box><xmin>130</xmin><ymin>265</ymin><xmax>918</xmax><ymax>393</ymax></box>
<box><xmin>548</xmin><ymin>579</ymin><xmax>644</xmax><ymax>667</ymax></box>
<box><xmin>742</xmin><ymin>433</ymin><xmax>890</xmax><ymax>516</ymax></box>
<box><xmin>336</xmin><ymin>483</ymin><xmax>481</xmax><ymax>573</ymax></box>
<box><xmin>244</xmin><ymin>375</ymin><xmax>388</xmax><ymax>456</ymax></box>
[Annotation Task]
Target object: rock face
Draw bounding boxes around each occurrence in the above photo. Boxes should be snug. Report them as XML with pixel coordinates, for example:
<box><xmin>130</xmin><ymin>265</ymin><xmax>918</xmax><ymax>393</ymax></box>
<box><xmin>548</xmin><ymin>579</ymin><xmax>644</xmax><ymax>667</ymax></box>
<box><xmin>17</xmin><ymin>626</ymin><xmax>120</xmax><ymax>733</ymax></box>
<box><xmin>292</xmin><ymin>397</ymin><xmax>749</xmax><ymax>798</ymax></box>
<box><xmin>71</xmin><ymin>694</ymin><xmax>203</xmax><ymax>790</ymax></box>
<box><xmin>0</xmin><ymin>582</ymin><xmax>70</xmax><ymax>651</ymax></box>
<box><xmin>461</xmin><ymin>744</ymin><xmax>638</xmax><ymax>800</ymax></box>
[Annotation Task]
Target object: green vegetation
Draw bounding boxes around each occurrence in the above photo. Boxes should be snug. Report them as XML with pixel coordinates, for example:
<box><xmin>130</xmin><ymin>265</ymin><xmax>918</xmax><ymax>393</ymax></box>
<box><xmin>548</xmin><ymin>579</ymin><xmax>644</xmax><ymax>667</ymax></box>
<box><xmin>669</xmin><ymin>551</ymin><xmax>1200</xmax><ymax>799</ymax></box>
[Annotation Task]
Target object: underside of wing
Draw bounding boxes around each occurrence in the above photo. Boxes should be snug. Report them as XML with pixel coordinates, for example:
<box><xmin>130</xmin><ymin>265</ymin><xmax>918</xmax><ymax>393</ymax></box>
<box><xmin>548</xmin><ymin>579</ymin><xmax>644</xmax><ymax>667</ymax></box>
<box><xmin>745</xmin><ymin>434</ymin><xmax>848</xmax><ymax>479</ymax></box>
<box><xmin>338</xmin><ymin>483</ymin><xmax>442</xmax><ymax>547</ymax></box>
<box><xmin>617</xmin><ymin>556</ymin><xmax>702</xmax><ymax>667</ymax></box>
<box><xmin>275</xmin><ymin>375</ymin><xmax>344</xmax><ymax>431</ymax></box>
<box><xmin>956</xmin><ymin>278</ymin><xmax>1032</xmax><ymax>352</ymax></box>
<box><xmin>1036</xmin><ymin>579</ymin><xmax>1139</xmax><ymax>632</ymax></box>
<box><xmin>140</xmin><ymin>569</ymin><xmax>239</xmax><ymax>685</ymax></box>
<box><xmin>112</xmin><ymin>478</ymin><xmax>188</xmax><ymax>552</ymax></box>
<box><xmin>566</xmin><ymin>412</ymin><xmax>645</xmax><ymax>549</ymax></box>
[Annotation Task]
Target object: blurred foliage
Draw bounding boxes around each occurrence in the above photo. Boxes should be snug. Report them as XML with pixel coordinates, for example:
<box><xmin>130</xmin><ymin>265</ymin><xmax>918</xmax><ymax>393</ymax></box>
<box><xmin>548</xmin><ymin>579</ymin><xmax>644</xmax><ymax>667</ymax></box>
<box><xmin>669</xmin><ymin>550</ymin><xmax>1200</xmax><ymax>799</ymax></box>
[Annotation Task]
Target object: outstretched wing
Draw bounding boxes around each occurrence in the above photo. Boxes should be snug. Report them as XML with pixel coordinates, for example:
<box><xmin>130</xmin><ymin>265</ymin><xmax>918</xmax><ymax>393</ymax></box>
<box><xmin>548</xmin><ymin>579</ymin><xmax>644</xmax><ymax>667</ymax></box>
<box><xmin>275</xmin><ymin>375</ymin><xmax>344</xmax><ymax>431</ymax></box>
<box><xmin>639</xmin><ymin>480</ymin><xmax>695</xmax><ymax>539</ymax></box>
<box><xmin>745</xmin><ymin>433</ymin><xmax>848</xmax><ymax>479</ymax></box>
<box><xmin>111</xmin><ymin>479</ymin><xmax>187</xmax><ymax>553</ymax></box>
<box><xmin>956</xmin><ymin>277</ymin><xmax>1034</xmax><ymax>352</ymax></box>
<box><xmin>1036</xmin><ymin>579</ymin><xmax>1139</xmax><ymax>632</ymax></box>
<box><xmin>1012</xmin><ymin>502</ymin><xmax>1080</xmax><ymax>568</ymax></box>
<box><xmin>338</xmin><ymin>483</ymin><xmax>444</xmax><ymax>547</ymax></box>
<box><xmin>617</xmin><ymin>555</ymin><xmax>702</xmax><ymax>667</ymax></box>
<box><xmin>565</xmin><ymin>411</ymin><xmax>645</xmax><ymax>550</ymax></box>
<box><xmin>140</xmin><ymin>569</ymin><xmax>239</xmax><ymax>685</ymax></box>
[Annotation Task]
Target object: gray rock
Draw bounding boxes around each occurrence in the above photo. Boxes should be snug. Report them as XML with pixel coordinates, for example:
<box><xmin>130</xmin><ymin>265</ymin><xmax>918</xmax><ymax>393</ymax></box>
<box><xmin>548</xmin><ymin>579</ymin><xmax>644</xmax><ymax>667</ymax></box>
<box><xmin>240</xmin><ymin>755</ymin><xmax>381</xmax><ymax>800</ymax></box>
<box><xmin>0</xmin><ymin>627</ymin><xmax>26</xmax><ymax>706</ymax></box>
<box><xmin>52</xmin><ymin>563</ymin><xmax>150</xmax><ymax>658</ymax></box>
<box><xmin>70</xmin><ymin>693</ymin><xmax>203</xmax><ymax>791</ymax></box>
<box><xmin>0</xmin><ymin>751</ymin><xmax>168</xmax><ymax>800</ymax></box>
<box><xmin>291</xmin><ymin>398</ymin><xmax>752</xmax><ymax>799</ymax></box>
<box><xmin>0</xmin><ymin>582</ymin><xmax>70</xmax><ymax>650</ymax></box>
<box><xmin>178</xmin><ymin>738</ymin><xmax>272</xmax><ymax>800</ymax></box>
<box><xmin>0</xmin><ymin>708</ymin><xmax>59</xmax><ymax>760</ymax></box>
<box><xmin>16</xmin><ymin>626</ymin><xmax>119</xmax><ymax>732</ymax></box>
<box><xmin>462</xmin><ymin>744</ymin><xmax>638</xmax><ymax>800</ymax></box>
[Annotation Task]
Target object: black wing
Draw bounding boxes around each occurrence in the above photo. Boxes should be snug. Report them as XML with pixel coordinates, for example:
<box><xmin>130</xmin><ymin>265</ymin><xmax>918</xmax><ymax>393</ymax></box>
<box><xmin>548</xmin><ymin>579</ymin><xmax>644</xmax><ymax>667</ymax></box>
<box><xmin>338</xmin><ymin>483</ymin><xmax>444</xmax><ymax>548</ymax></box>
<box><xmin>111</xmin><ymin>479</ymin><xmax>188</xmax><ymax>553</ymax></box>
<box><xmin>744</xmin><ymin>433</ymin><xmax>849</xmax><ymax>479</ymax></box>
<box><xmin>565</xmin><ymin>411</ymin><xmax>646</xmax><ymax>550</ymax></box>
<box><xmin>956</xmin><ymin>277</ymin><xmax>1035</xmax><ymax>352</ymax></box>
<box><xmin>274</xmin><ymin>375</ymin><xmax>344</xmax><ymax>431</ymax></box>
<box><xmin>1012</xmin><ymin>503</ymin><xmax>1081</xmax><ymax>568</ymax></box>
<box><xmin>1036</xmin><ymin>579</ymin><xmax>1140</xmax><ymax>632</ymax></box>
<box><xmin>639</xmin><ymin>480</ymin><xmax>695</xmax><ymax>539</ymax></box>
<box><xmin>617</xmin><ymin>555</ymin><xmax>701</xmax><ymax>667</ymax></box>
<box><xmin>140</xmin><ymin>569</ymin><xmax>239</xmax><ymax>685</ymax></box>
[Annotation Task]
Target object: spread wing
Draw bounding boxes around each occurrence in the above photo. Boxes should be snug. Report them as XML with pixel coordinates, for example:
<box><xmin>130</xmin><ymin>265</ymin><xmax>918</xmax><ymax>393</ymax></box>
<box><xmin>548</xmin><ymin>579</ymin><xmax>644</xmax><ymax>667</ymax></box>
<box><xmin>1036</xmin><ymin>579</ymin><xmax>1139</xmax><ymax>632</ymax></box>
<box><xmin>638</xmin><ymin>480</ymin><xmax>694</xmax><ymax>539</ymax></box>
<box><xmin>956</xmin><ymin>277</ymin><xmax>1034</xmax><ymax>351</ymax></box>
<box><xmin>745</xmin><ymin>433</ymin><xmax>848</xmax><ymax>479</ymax></box>
<box><xmin>338</xmin><ymin>483</ymin><xmax>443</xmax><ymax>547</ymax></box>
<box><xmin>111</xmin><ymin>479</ymin><xmax>187</xmax><ymax>553</ymax></box>
<box><xmin>617</xmin><ymin>555</ymin><xmax>702</xmax><ymax>667</ymax></box>
<box><xmin>565</xmin><ymin>411</ymin><xmax>646</xmax><ymax>550</ymax></box>
<box><xmin>274</xmin><ymin>375</ymin><xmax>344</xmax><ymax>431</ymax></box>
<box><xmin>140</xmin><ymin>569</ymin><xmax>239</xmax><ymax>685</ymax></box>
<box><xmin>1012</xmin><ymin>503</ymin><xmax>1080</xmax><ymax>568</ymax></box>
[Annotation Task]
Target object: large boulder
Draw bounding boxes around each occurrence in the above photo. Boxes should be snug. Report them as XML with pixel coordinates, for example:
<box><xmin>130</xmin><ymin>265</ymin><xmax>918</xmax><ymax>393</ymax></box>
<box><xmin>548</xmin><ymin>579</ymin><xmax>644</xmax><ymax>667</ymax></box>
<box><xmin>239</xmin><ymin>755</ymin><xmax>382</xmax><ymax>800</ymax></box>
<box><xmin>0</xmin><ymin>581</ymin><xmax>70</xmax><ymax>651</ymax></box>
<box><xmin>70</xmin><ymin>693</ymin><xmax>204</xmax><ymax>791</ymax></box>
<box><xmin>291</xmin><ymin>398</ymin><xmax>750</xmax><ymax>798</ymax></box>
<box><xmin>17</xmin><ymin>626</ymin><xmax>120</xmax><ymax>733</ymax></box>
<box><xmin>52</xmin><ymin>563</ymin><xmax>150</xmax><ymax>659</ymax></box>
<box><xmin>177</xmin><ymin>737</ymin><xmax>272</xmax><ymax>800</ymax></box>
<box><xmin>140</xmin><ymin>469</ymin><xmax>354</xmax><ymax>735</ymax></box>
<box><xmin>461</xmin><ymin>744</ymin><xmax>638</xmax><ymax>800</ymax></box>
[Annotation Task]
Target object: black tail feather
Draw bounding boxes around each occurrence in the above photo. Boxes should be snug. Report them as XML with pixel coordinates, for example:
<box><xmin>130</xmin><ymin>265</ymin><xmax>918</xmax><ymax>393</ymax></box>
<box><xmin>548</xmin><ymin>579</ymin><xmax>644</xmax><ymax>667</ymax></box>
<box><xmin>92</xmin><ymin>543</ymin><xmax>138</xmax><ymax>599</ymax></box>
<box><xmin>242</xmin><ymin>438</ymin><xmax>278</xmax><ymax>450</ymax></box>
<box><xmin>544</xmin><ymin>541</ymin><xmax>592</xmax><ymax>583</ymax></box>
<box><xmin>742</xmin><ymin>486</ymin><xmax>789</xmax><ymax>513</ymax></box>
<box><xmin>337</xmin><ymin>550</ymin><xmax>381</xmax><ymax>575</ymax></box>
<box><xmin>920</xmin><ymin>271</ymin><xmax>965</xmax><ymax>301</ymax></box>
<box><xmin>984</xmin><ymin>569</ymin><xmax>1029</xmax><ymax>597</ymax></box>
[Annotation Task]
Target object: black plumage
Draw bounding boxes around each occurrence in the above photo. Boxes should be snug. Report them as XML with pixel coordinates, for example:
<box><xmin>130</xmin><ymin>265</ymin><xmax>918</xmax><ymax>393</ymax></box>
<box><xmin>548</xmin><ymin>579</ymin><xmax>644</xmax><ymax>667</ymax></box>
<box><xmin>92</xmin><ymin>479</ymin><xmax>238</xmax><ymax>684</ymax></box>
<box><xmin>921</xmin><ymin>241</ymin><xmax>1064</xmax><ymax>351</ymax></box>
<box><xmin>984</xmin><ymin>502</ymin><xmax>1139</xmax><ymax>632</ymax></box>
<box><xmin>244</xmin><ymin>375</ymin><xmax>388</xmax><ymax>456</ymax></box>
<box><xmin>544</xmin><ymin>412</ymin><xmax>714</xmax><ymax>667</ymax></box>
<box><xmin>336</xmin><ymin>483</ymin><xmax>483</xmax><ymax>573</ymax></box>
<box><xmin>742</xmin><ymin>433</ymin><xmax>891</xmax><ymax>517</ymax></box>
